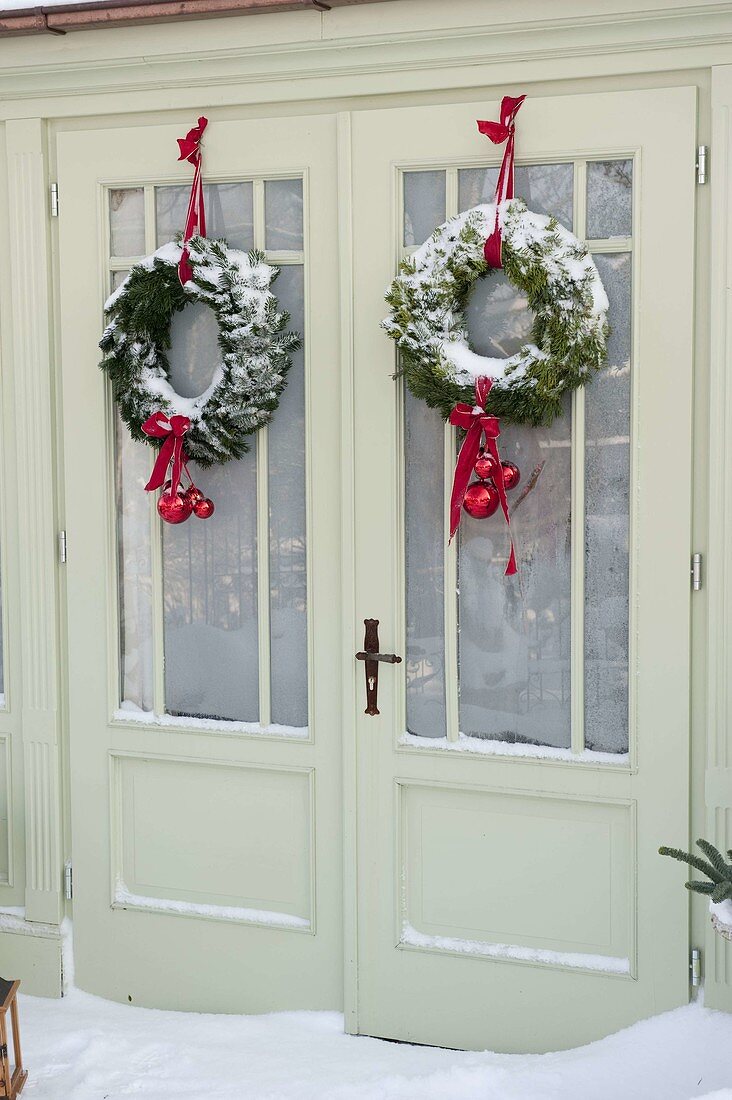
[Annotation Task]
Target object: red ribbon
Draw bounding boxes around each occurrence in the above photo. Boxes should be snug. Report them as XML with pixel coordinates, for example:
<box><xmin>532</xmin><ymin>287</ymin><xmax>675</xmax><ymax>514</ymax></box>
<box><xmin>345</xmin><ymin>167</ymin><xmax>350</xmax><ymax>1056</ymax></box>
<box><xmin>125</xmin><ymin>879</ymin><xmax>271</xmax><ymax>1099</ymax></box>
<box><xmin>448</xmin><ymin>378</ymin><xmax>517</xmax><ymax>577</ymax></box>
<box><xmin>176</xmin><ymin>116</ymin><xmax>208</xmax><ymax>286</ymax></box>
<box><xmin>142</xmin><ymin>412</ymin><xmax>191</xmax><ymax>499</ymax></box>
<box><xmin>477</xmin><ymin>94</ymin><xmax>526</xmax><ymax>268</ymax></box>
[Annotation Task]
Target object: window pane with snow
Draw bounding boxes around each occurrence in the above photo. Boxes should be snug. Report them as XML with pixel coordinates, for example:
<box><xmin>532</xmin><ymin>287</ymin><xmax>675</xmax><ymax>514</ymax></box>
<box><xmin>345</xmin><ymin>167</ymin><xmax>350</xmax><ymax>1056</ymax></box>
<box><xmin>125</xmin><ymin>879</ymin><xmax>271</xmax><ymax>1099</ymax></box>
<box><xmin>116</xmin><ymin>414</ymin><xmax>154</xmax><ymax>714</ymax></box>
<box><xmin>458</xmin><ymin>406</ymin><xmax>572</xmax><ymax>749</ymax></box>
<box><xmin>586</xmin><ymin>160</ymin><xmax>632</xmax><ymax>240</ymax></box>
<box><xmin>265</xmin><ymin>179</ymin><xmax>303</xmax><ymax>252</ymax></box>
<box><xmin>403</xmin><ymin>171</ymin><xmax>446</xmax><ymax>248</ymax></box>
<box><xmin>458</xmin><ymin>163</ymin><xmax>574</xmax><ymax>230</ymax></box>
<box><xmin>109</xmin><ymin>188</ymin><xmax>145</xmax><ymax>258</ymax></box>
<box><xmin>162</xmin><ymin>305</ymin><xmax>259</xmax><ymax>723</ymax></box>
<box><xmin>584</xmin><ymin>252</ymin><xmax>632</xmax><ymax>753</ymax></box>
<box><xmin>405</xmin><ymin>386</ymin><xmax>446</xmax><ymax>739</ymax></box>
<box><xmin>268</xmin><ymin>264</ymin><xmax>307</xmax><ymax>729</ymax></box>
<box><xmin>156</xmin><ymin>183</ymin><xmax>254</xmax><ymax>252</ymax></box>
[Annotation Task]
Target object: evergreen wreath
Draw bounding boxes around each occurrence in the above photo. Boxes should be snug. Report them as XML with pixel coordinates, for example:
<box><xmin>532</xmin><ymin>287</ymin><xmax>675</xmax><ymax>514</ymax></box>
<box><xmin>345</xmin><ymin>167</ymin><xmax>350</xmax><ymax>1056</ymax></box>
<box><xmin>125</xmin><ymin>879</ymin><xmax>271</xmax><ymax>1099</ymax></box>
<box><xmin>100</xmin><ymin>236</ymin><xmax>301</xmax><ymax>466</ymax></box>
<box><xmin>383</xmin><ymin>199</ymin><xmax>609</xmax><ymax>426</ymax></box>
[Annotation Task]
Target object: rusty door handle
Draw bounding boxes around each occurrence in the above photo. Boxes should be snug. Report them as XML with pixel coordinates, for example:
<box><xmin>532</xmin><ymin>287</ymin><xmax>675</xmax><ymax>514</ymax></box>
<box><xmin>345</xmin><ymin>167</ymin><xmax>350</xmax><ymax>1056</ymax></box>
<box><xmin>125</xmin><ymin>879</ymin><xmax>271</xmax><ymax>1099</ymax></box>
<box><xmin>355</xmin><ymin>618</ymin><xmax>402</xmax><ymax>716</ymax></box>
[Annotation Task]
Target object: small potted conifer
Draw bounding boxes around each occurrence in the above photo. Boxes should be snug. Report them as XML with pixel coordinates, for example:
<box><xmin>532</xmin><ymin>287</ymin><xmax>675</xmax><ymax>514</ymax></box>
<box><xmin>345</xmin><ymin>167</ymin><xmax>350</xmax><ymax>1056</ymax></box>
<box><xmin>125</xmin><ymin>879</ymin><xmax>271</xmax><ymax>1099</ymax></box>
<box><xmin>660</xmin><ymin>839</ymin><xmax>732</xmax><ymax>940</ymax></box>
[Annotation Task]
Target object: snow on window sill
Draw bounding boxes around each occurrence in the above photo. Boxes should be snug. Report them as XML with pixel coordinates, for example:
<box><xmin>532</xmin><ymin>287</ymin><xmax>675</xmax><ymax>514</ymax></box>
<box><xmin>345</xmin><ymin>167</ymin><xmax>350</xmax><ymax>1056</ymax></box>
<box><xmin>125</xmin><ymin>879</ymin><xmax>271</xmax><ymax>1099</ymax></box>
<box><xmin>114</xmin><ymin>881</ymin><xmax>311</xmax><ymax>931</ymax></box>
<box><xmin>0</xmin><ymin>906</ymin><xmax>60</xmax><ymax>938</ymax></box>
<box><xmin>399</xmin><ymin>731</ymin><xmax>629</xmax><ymax>766</ymax></box>
<box><xmin>114</xmin><ymin>703</ymin><xmax>309</xmax><ymax>740</ymax></box>
<box><xmin>401</xmin><ymin>923</ymin><xmax>630</xmax><ymax>976</ymax></box>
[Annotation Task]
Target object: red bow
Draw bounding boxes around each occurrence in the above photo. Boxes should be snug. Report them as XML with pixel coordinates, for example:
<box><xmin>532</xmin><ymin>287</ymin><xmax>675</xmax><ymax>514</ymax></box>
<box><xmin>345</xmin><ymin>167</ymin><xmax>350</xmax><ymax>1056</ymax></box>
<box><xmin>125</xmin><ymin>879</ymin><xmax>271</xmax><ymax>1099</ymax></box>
<box><xmin>448</xmin><ymin>377</ymin><xmax>517</xmax><ymax>576</ymax></box>
<box><xmin>176</xmin><ymin>116</ymin><xmax>208</xmax><ymax>285</ymax></box>
<box><xmin>142</xmin><ymin>412</ymin><xmax>190</xmax><ymax>499</ymax></box>
<box><xmin>177</xmin><ymin>116</ymin><xmax>208</xmax><ymax>165</ymax></box>
<box><xmin>476</xmin><ymin>94</ymin><xmax>526</xmax><ymax>268</ymax></box>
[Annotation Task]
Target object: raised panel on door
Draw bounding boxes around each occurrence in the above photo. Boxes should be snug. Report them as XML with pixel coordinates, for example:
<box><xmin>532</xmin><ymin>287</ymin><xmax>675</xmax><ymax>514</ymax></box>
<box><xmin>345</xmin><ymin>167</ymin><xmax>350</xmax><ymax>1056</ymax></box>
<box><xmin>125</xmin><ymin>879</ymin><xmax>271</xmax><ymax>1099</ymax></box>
<box><xmin>58</xmin><ymin>114</ymin><xmax>342</xmax><ymax>1012</ymax></box>
<box><xmin>351</xmin><ymin>88</ymin><xmax>695</xmax><ymax>1052</ymax></box>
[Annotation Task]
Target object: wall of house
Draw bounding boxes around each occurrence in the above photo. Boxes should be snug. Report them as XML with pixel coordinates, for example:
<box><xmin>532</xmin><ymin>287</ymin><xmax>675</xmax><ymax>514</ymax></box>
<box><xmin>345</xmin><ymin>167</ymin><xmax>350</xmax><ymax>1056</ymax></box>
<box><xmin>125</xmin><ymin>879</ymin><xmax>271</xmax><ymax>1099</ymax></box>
<box><xmin>0</xmin><ymin>0</ymin><xmax>728</xmax><ymax>1001</ymax></box>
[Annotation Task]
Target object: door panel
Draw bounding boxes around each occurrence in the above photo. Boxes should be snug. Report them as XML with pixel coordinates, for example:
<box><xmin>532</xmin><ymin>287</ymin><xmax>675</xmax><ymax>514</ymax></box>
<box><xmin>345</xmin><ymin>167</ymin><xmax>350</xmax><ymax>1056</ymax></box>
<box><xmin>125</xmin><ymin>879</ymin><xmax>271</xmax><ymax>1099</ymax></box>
<box><xmin>58</xmin><ymin>114</ymin><xmax>341</xmax><ymax>1011</ymax></box>
<box><xmin>351</xmin><ymin>88</ymin><xmax>695</xmax><ymax>1052</ymax></box>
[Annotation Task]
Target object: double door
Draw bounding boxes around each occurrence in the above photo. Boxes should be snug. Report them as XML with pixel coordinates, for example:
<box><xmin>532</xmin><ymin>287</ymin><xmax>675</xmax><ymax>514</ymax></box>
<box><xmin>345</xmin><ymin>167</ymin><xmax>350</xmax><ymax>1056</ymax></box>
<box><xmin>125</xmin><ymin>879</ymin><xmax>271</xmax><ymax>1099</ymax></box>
<box><xmin>58</xmin><ymin>86</ymin><xmax>696</xmax><ymax>1051</ymax></box>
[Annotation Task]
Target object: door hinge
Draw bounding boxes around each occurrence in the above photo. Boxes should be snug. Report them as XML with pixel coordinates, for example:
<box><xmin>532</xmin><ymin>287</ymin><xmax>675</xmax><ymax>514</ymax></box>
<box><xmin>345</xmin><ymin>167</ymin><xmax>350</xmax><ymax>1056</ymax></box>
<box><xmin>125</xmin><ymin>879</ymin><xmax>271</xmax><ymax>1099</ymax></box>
<box><xmin>690</xmin><ymin>947</ymin><xmax>702</xmax><ymax>987</ymax></box>
<box><xmin>696</xmin><ymin>145</ymin><xmax>708</xmax><ymax>185</ymax></box>
<box><xmin>50</xmin><ymin>182</ymin><xmax>59</xmax><ymax>217</ymax></box>
<box><xmin>691</xmin><ymin>552</ymin><xmax>703</xmax><ymax>591</ymax></box>
<box><xmin>58</xmin><ymin>530</ymin><xmax>67</xmax><ymax>565</ymax></box>
<box><xmin>63</xmin><ymin>860</ymin><xmax>73</xmax><ymax>901</ymax></box>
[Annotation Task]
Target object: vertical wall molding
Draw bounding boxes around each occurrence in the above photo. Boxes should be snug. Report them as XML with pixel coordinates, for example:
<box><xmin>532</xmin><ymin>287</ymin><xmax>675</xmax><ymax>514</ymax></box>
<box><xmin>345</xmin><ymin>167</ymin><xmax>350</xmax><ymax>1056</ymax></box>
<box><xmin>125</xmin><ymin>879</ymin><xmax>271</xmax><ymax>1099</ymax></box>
<box><xmin>6</xmin><ymin>118</ymin><xmax>62</xmax><ymax>925</ymax></box>
<box><xmin>706</xmin><ymin>69</ymin><xmax>732</xmax><ymax>1008</ymax></box>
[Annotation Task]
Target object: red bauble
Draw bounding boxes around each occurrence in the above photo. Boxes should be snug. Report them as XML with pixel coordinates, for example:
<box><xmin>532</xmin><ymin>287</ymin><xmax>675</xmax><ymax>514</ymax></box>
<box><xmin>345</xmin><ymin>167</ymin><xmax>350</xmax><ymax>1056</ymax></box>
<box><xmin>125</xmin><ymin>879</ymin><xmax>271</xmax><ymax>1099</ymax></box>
<box><xmin>500</xmin><ymin>461</ymin><xmax>521</xmax><ymax>491</ymax></box>
<box><xmin>474</xmin><ymin>450</ymin><xmax>498</xmax><ymax>481</ymax></box>
<box><xmin>185</xmin><ymin>485</ymin><xmax>205</xmax><ymax>506</ymax></box>
<box><xmin>157</xmin><ymin>491</ymin><xmax>193</xmax><ymax>524</ymax></box>
<box><xmin>463</xmin><ymin>481</ymin><xmax>500</xmax><ymax>519</ymax></box>
<box><xmin>193</xmin><ymin>497</ymin><xmax>215</xmax><ymax>519</ymax></box>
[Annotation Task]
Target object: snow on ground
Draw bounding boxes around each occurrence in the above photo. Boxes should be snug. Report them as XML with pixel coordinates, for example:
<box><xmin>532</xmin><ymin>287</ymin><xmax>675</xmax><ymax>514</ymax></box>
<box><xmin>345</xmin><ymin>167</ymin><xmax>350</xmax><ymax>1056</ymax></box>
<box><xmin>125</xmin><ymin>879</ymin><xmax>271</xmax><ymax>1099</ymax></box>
<box><xmin>17</xmin><ymin>989</ymin><xmax>732</xmax><ymax>1099</ymax></box>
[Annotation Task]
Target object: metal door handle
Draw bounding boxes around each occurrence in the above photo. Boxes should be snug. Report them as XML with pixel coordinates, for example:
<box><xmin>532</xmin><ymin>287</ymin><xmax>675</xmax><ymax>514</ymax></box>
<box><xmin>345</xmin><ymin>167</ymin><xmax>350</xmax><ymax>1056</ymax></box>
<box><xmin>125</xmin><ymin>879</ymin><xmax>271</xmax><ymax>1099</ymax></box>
<box><xmin>355</xmin><ymin>618</ymin><xmax>402</xmax><ymax>716</ymax></box>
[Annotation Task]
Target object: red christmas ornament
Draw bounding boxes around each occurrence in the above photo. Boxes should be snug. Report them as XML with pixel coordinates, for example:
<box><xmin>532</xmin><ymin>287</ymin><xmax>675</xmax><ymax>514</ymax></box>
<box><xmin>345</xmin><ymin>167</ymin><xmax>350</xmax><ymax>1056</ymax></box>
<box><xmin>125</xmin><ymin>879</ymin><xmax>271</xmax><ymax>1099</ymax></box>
<box><xmin>157</xmin><ymin>491</ymin><xmax>193</xmax><ymax>525</ymax></box>
<box><xmin>474</xmin><ymin>450</ymin><xmax>499</xmax><ymax>481</ymax></box>
<box><xmin>185</xmin><ymin>485</ymin><xmax>205</xmax><ymax>506</ymax></box>
<box><xmin>193</xmin><ymin>497</ymin><xmax>215</xmax><ymax>519</ymax></box>
<box><xmin>463</xmin><ymin>481</ymin><xmax>500</xmax><ymax>519</ymax></box>
<box><xmin>500</xmin><ymin>461</ymin><xmax>521</xmax><ymax>491</ymax></box>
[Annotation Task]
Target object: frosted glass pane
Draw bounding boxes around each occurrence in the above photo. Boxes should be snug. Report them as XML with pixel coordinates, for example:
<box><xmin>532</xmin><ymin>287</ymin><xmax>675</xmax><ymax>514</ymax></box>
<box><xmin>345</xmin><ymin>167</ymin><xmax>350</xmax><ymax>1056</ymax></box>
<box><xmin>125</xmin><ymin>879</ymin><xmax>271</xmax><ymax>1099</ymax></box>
<box><xmin>168</xmin><ymin>301</ymin><xmax>221</xmax><ymax>399</ymax></box>
<box><xmin>464</xmin><ymin>271</ymin><xmax>533</xmax><ymax>360</ymax></box>
<box><xmin>268</xmin><ymin>265</ymin><xmax>307</xmax><ymax>728</ymax></box>
<box><xmin>156</xmin><ymin>183</ymin><xmax>254</xmax><ymax>251</ymax></box>
<box><xmin>584</xmin><ymin>252</ymin><xmax>632</xmax><ymax>753</ymax></box>
<box><xmin>459</xmin><ymin>163</ymin><xmax>574</xmax><ymax>229</ymax></box>
<box><xmin>403</xmin><ymin>171</ymin><xmax>446</xmax><ymax>247</ymax></box>
<box><xmin>110</xmin><ymin>188</ymin><xmax>145</xmax><ymax>257</ymax></box>
<box><xmin>116</xmin><ymin>415</ymin><xmax>154</xmax><ymax>712</ymax></box>
<box><xmin>110</xmin><ymin>270</ymin><xmax>129</xmax><ymax>292</ymax></box>
<box><xmin>265</xmin><ymin>179</ymin><xmax>303</xmax><ymax>252</ymax></box>
<box><xmin>405</xmin><ymin>387</ymin><xmax>446</xmax><ymax>739</ymax></box>
<box><xmin>163</xmin><ymin>450</ymin><xmax>259</xmax><ymax>723</ymax></box>
<box><xmin>458</xmin><ymin>404</ymin><xmax>572</xmax><ymax>748</ymax></box>
<box><xmin>586</xmin><ymin>160</ymin><xmax>632</xmax><ymax>240</ymax></box>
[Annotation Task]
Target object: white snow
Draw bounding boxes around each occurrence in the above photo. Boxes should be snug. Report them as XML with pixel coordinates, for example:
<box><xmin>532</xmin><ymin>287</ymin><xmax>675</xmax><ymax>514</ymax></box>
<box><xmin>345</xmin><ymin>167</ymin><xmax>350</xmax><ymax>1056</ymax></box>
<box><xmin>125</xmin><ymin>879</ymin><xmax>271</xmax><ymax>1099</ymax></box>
<box><xmin>711</xmin><ymin>899</ymin><xmax>732</xmax><ymax>929</ymax></box>
<box><xmin>115</xmin><ymin>701</ymin><xmax>309</xmax><ymax>739</ymax></box>
<box><xmin>400</xmin><ymin>730</ymin><xmax>630</xmax><ymax>765</ymax></box>
<box><xmin>401</xmin><ymin>922</ymin><xmax>630</xmax><ymax>975</ymax></box>
<box><xmin>114</xmin><ymin>880</ymin><xmax>310</xmax><ymax>930</ymax></box>
<box><xmin>13</xmin><ymin>987</ymin><xmax>732</xmax><ymax>1099</ymax></box>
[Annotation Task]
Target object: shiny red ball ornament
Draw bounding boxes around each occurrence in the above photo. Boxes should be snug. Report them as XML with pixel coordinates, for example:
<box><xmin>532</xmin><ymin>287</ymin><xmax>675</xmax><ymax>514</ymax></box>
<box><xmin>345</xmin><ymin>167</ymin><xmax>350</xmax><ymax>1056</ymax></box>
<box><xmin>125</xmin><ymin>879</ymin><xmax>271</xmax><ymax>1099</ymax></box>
<box><xmin>157</xmin><ymin>491</ymin><xmax>193</xmax><ymax>524</ymax></box>
<box><xmin>474</xmin><ymin>450</ymin><xmax>498</xmax><ymax>481</ymax></box>
<box><xmin>463</xmin><ymin>480</ymin><xmax>500</xmax><ymax>519</ymax></box>
<box><xmin>193</xmin><ymin>497</ymin><xmax>215</xmax><ymax>519</ymax></box>
<box><xmin>185</xmin><ymin>485</ymin><xmax>205</xmax><ymax>506</ymax></box>
<box><xmin>499</xmin><ymin>461</ymin><xmax>521</xmax><ymax>491</ymax></box>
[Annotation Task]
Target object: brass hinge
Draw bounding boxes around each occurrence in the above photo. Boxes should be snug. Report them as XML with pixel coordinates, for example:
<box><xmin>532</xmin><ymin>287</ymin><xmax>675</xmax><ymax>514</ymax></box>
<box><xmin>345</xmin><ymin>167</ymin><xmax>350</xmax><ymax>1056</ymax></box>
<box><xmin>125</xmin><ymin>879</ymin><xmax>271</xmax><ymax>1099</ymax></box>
<box><xmin>50</xmin><ymin>182</ymin><xmax>59</xmax><ymax>218</ymax></box>
<box><xmin>696</xmin><ymin>146</ymin><xmax>708</xmax><ymax>185</ymax></box>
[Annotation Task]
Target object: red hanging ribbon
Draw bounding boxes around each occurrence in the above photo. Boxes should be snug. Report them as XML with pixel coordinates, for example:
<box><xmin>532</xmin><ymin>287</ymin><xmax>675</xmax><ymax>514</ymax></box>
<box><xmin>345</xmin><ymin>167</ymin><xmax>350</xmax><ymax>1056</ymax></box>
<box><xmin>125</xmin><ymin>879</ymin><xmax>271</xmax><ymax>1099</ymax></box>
<box><xmin>176</xmin><ymin>116</ymin><xmax>208</xmax><ymax>286</ymax></box>
<box><xmin>142</xmin><ymin>412</ymin><xmax>191</xmax><ymax>499</ymax></box>
<box><xmin>448</xmin><ymin>378</ymin><xmax>517</xmax><ymax>577</ymax></box>
<box><xmin>476</xmin><ymin>94</ymin><xmax>526</xmax><ymax>268</ymax></box>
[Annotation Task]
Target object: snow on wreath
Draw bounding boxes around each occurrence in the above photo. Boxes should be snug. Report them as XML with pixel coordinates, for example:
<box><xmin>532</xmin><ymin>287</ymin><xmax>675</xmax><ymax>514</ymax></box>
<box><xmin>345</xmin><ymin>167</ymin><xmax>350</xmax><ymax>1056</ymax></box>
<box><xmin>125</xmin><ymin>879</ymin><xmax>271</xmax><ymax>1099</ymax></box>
<box><xmin>382</xmin><ymin>198</ymin><xmax>609</xmax><ymax>427</ymax></box>
<box><xmin>99</xmin><ymin>236</ymin><xmax>301</xmax><ymax>467</ymax></box>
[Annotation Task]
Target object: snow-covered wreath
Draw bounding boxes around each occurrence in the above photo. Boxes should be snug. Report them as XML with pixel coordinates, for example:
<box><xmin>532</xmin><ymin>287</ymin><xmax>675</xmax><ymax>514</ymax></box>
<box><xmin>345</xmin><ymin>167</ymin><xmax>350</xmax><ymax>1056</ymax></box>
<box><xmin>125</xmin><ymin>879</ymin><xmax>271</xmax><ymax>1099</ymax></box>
<box><xmin>383</xmin><ymin>199</ymin><xmax>609</xmax><ymax>426</ymax></box>
<box><xmin>100</xmin><ymin>236</ymin><xmax>300</xmax><ymax>466</ymax></box>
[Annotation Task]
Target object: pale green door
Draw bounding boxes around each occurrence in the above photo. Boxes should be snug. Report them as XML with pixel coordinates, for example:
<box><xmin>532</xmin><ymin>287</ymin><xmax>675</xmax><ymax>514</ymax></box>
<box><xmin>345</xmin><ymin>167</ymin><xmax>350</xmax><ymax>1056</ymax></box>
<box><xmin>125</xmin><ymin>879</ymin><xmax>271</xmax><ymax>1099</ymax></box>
<box><xmin>350</xmin><ymin>87</ymin><xmax>696</xmax><ymax>1052</ymax></box>
<box><xmin>57</xmin><ymin>114</ymin><xmax>343</xmax><ymax>1011</ymax></box>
